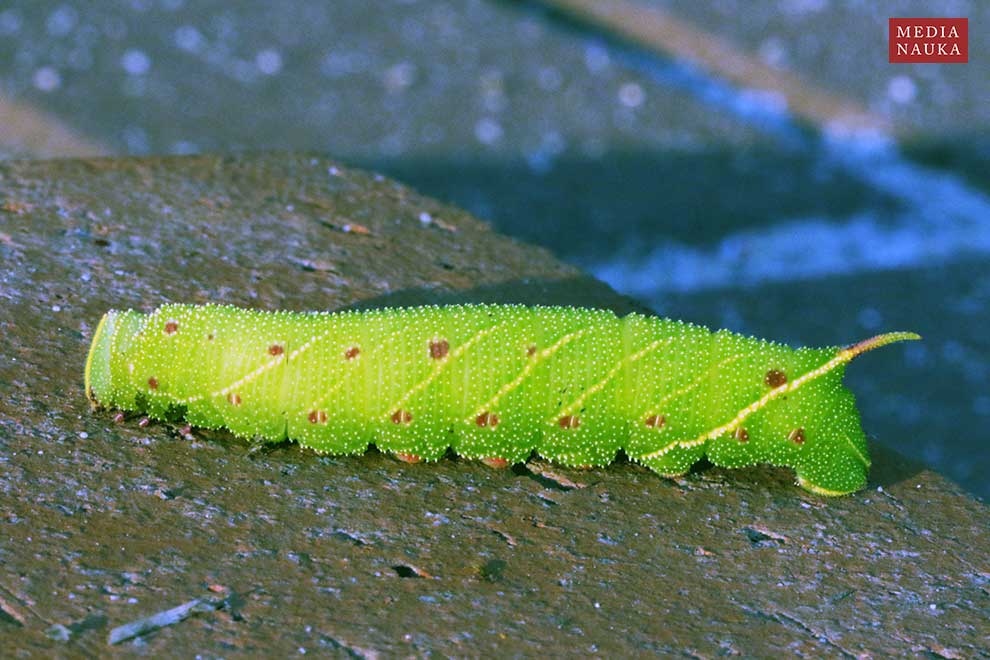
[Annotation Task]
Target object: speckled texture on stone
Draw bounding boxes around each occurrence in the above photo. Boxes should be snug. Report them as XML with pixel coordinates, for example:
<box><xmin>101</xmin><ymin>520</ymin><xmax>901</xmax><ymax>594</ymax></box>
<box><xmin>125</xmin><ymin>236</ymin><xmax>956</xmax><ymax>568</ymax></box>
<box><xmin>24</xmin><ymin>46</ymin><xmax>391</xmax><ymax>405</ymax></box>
<box><xmin>0</xmin><ymin>154</ymin><xmax>987</xmax><ymax>656</ymax></box>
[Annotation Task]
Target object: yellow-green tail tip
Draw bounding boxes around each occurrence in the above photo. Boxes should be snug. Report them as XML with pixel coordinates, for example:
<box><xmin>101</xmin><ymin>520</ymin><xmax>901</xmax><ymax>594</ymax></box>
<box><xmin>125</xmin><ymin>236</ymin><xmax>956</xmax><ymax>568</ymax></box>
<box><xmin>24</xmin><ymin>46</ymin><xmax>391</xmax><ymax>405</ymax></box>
<box><xmin>842</xmin><ymin>331</ymin><xmax>921</xmax><ymax>360</ymax></box>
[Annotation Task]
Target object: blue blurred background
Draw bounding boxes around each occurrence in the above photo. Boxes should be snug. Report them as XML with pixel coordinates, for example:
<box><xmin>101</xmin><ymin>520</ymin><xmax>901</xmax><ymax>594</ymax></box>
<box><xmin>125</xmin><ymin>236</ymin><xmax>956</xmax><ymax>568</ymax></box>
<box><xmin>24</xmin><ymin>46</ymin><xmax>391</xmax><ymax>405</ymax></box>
<box><xmin>1</xmin><ymin>0</ymin><xmax>986</xmax><ymax>498</ymax></box>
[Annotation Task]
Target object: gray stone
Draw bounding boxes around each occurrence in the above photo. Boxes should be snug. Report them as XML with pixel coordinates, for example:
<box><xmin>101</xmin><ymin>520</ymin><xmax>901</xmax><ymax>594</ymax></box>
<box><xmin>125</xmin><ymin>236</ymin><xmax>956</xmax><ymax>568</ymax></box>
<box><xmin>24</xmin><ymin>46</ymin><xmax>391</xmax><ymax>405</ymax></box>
<box><xmin>0</xmin><ymin>154</ymin><xmax>985</xmax><ymax>656</ymax></box>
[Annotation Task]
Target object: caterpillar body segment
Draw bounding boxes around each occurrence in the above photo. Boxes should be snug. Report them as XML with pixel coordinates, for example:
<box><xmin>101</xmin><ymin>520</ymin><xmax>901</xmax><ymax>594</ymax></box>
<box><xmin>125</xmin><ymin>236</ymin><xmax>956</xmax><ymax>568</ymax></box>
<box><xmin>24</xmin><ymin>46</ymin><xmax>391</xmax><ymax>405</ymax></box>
<box><xmin>85</xmin><ymin>303</ymin><xmax>919</xmax><ymax>495</ymax></box>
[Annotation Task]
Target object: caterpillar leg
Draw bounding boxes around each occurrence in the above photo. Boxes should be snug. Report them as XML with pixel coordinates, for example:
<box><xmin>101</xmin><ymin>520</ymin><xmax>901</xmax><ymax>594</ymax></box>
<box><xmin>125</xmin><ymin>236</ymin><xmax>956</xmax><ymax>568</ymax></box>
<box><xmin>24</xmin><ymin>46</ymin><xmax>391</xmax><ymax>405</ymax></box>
<box><xmin>626</xmin><ymin>418</ymin><xmax>706</xmax><ymax>478</ymax></box>
<box><xmin>636</xmin><ymin>445</ymin><xmax>705</xmax><ymax>478</ymax></box>
<box><xmin>536</xmin><ymin>412</ymin><xmax>624</xmax><ymax>468</ymax></box>
<box><xmin>290</xmin><ymin>411</ymin><xmax>370</xmax><ymax>456</ymax></box>
<box><xmin>373</xmin><ymin>411</ymin><xmax>450</xmax><ymax>462</ymax></box>
<box><xmin>452</xmin><ymin>413</ymin><xmax>538</xmax><ymax>465</ymax></box>
<box><xmin>793</xmin><ymin>449</ymin><xmax>868</xmax><ymax>496</ymax></box>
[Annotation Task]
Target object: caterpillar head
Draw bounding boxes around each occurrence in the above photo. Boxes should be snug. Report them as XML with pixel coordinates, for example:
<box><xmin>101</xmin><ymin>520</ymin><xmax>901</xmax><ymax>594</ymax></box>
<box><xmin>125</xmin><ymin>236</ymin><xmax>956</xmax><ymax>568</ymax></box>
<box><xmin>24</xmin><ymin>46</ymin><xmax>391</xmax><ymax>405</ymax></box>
<box><xmin>85</xmin><ymin>308</ymin><xmax>146</xmax><ymax>411</ymax></box>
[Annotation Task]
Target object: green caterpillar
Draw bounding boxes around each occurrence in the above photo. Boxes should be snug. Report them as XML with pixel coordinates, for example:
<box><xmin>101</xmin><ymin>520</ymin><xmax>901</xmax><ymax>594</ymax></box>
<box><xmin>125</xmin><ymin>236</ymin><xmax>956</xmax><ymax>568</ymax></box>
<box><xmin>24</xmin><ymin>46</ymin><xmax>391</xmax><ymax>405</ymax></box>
<box><xmin>84</xmin><ymin>303</ymin><xmax>919</xmax><ymax>496</ymax></box>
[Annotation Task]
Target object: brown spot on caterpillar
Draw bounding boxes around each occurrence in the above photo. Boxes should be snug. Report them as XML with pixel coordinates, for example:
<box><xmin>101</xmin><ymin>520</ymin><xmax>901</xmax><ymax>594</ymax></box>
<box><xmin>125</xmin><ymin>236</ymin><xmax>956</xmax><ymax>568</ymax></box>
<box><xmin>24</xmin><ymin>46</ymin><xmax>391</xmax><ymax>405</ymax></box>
<box><xmin>788</xmin><ymin>427</ymin><xmax>806</xmax><ymax>445</ymax></box>
<box><xmin>147</xmin><ymin>377</ymin><xmax>159</xmax><ymax>391</ymax></box>
<box><xmin>344</xmin><ymin>346</ymin><xmax>360</xmax><ymax>360</ymax></box>
<box><xmin>558</xmin><ymin>415</ymin><xmax>581</xmax><ymax>429</ymax></box>
<box><xmin>429</xmin><ymin>339</ymin><xmax>449</xmax><ymax>360</ymax></box>
<box><xmin>734</xmin><ymin>427</ymin><xmax>750</xmax><ymax>443</ymax></box>
<box><xmin>481</xmin><ymin>456</ymin><xmax>510</xmax><ymax>469</ymax></box>
<box><xmin>394</xmin><ymin>452</ymin><xmax>421</xmax><ymax>463</ymax></box>
<box><xmin>475</xmin><ymin>411</ymin><xmax>499</xmax><ymax>428</ymax></box>
<box><xmin>164</xmin><ymin>320</ymin><xmax>178</xmax><ymax>335</ymax></box>
<box><xmin>644</xmin><ymin>414</ymin><xmax>666</xmax><ymax>429</ymax></box>
<box><xmin>268</xmin><ymin>344</ymin><xmax>284</xmax><ymax>356</ymax></box>
<box><xmin>112</xmin><ymin>412</ymin><xmax>125</xmax><ymax>424</ymax></box>
<box><xmin>391</xmin><ymin>409</ymin><xmax>413</xmax><ymax>425</ymax></box>
<box><xmin>308</xmin><ymin>410</ymin><xmax>328</xmax><ymax>424</ymax></box>
<box><xmin>527</xmin><ymin>345</ymin><xmax>537</xmax><ymax>357</ymax></box>
<box><xmin>207</xmin><ymin>333</ymin><xmax>214</xmax><ymax>341</ymax></box>
<box><xmin>227</xmin><ymin>392</ymin><xmax>242</xmax><ymax>406</ymax></box>
<box><xmin>765</xmin><ymin>369</ymin><xmax>788</xmax><ymax>388</ymax></box>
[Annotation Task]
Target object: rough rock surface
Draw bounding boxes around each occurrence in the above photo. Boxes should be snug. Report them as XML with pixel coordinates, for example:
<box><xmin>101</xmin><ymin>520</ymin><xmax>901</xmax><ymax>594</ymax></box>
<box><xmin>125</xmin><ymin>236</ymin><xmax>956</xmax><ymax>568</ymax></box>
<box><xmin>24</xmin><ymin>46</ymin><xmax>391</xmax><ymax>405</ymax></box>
<box><xmin>0</xmin><ymin>154</ymin><xmax>986</xmax><ymax>656</ymax></box>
